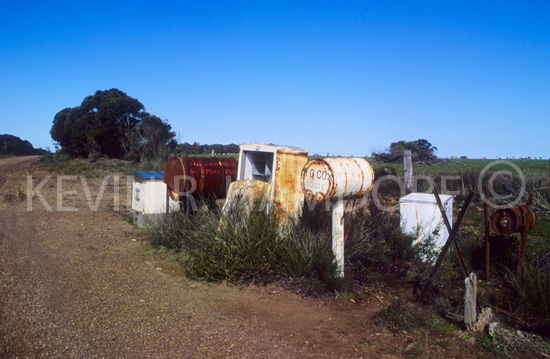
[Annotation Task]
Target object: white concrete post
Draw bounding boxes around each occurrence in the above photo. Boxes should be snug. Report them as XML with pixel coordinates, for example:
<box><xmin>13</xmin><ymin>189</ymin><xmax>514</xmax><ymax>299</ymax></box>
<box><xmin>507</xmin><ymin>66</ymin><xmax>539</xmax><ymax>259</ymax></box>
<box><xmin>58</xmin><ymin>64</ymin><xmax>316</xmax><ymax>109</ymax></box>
<box><xmin>332</xmin><ymin>199</ymin><xmax>345</xmax><ymax>277</ymax></box>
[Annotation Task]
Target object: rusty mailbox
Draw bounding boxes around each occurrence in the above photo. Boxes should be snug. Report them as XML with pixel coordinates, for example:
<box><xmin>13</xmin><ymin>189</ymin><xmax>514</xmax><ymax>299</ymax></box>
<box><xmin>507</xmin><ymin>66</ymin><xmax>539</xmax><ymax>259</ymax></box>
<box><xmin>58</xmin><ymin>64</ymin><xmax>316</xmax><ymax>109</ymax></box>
<box><xmin>163</xmin><ymin>156</ymin><xmax>237</xmax><ymax>202</ymax></box>
<box><xmin>223</xmin><ymin>143</ymin><xmax>308</xmax><ymax>217</ymax></box>
<box><xmin>491</xmin><ymin>205</ymin><xmax>537</xmax><ymax>236</ymax></box>
<box><xmin>300</xmin><ymin>157</ymin><xmax>375</xmax><ymax>277</ymax></box>
<box><xmin>301</xmin><ymin>157</ymin><xmax>375</xmax><ymax>203</ymax></box>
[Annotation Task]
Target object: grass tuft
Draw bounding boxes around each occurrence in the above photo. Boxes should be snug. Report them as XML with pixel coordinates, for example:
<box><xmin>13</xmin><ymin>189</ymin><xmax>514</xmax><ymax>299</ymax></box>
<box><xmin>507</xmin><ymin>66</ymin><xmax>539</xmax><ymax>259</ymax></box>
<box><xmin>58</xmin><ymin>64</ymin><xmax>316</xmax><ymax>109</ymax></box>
<box><xmin>148</xmin><ymin>199</ymin><xmax>339</xmax><ymax>291</ymax></box>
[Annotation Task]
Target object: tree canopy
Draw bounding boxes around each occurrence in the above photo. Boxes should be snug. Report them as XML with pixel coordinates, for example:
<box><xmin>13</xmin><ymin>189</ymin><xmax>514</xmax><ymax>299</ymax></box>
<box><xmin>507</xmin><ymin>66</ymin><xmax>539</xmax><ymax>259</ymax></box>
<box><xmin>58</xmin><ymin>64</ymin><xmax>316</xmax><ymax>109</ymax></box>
<box><xmin>373</xmin><ymin>139</ymin><xmax>438</xmax><ymax>163</ymax></box>
<box><xmin>50</xmin><ymin>89</ymin><xmax>175</xmax><ymax>161</ymax></box>
<box><xmin>0</xmin><ymin>134</ymin><xmax>44</xmax><ymax>156</ymax></box>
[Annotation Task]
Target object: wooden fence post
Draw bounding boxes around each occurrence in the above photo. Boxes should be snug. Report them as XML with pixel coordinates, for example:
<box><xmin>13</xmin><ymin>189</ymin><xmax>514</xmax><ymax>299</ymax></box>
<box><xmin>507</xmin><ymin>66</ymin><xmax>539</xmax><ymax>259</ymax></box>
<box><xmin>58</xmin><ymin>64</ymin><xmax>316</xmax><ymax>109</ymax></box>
<box><xmin>464</xmin><ymin>272</ymin><xmax>477</xmax><ymax>331</ymax></box>
<box><xmin>404</xmin><ymin>150</ymin><xmax>413</xmax><ymax>193</ymax></box>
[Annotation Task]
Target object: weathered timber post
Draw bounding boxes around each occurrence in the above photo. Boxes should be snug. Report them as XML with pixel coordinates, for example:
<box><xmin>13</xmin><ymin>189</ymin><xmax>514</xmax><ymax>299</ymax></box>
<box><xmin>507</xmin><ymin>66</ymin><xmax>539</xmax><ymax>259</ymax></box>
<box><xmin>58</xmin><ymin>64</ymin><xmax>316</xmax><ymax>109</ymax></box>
<box><xmin>404</xmin><ymin>150</ymin><xmax>413</xmax><ymax>193</ymax></box>
<box><xmin>464</xmin><ymin>272</ymin><xmax>477</xmax><ymax>331</ymax></box>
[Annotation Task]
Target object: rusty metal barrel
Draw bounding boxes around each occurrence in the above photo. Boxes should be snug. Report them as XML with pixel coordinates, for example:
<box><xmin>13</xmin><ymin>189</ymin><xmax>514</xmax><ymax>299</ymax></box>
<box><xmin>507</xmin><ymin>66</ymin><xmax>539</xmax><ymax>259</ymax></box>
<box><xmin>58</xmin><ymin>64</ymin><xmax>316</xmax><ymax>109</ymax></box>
<box><xmin>301</xmin><ymin>157</ymin><xmax>374</xmax><ymax>203</ymax></box>
<box><xmin>163</xmin><ymin>157</ymin><xmax>237</xmax><ymax>200</ymax></box>
<box><xmin>491</xmin><ymin>205</ymin><xmax>537</xmax><ymax>236</ymax></box>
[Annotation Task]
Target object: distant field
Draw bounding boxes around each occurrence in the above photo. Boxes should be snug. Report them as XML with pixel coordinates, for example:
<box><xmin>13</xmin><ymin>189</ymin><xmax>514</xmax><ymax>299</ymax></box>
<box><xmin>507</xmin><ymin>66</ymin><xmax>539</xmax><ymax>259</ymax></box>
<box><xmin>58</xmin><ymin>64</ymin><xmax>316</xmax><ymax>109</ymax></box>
<box><xmin>367</xmin><ymin>158</ymin><xmax>549</xmax><ymax>176</ymax></box>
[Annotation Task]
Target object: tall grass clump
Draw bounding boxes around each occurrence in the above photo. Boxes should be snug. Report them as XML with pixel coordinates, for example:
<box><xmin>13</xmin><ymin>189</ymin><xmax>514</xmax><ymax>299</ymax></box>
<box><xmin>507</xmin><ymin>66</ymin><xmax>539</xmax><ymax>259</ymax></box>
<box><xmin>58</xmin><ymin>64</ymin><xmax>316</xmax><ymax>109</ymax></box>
<box><xmin>150</xmin><ymin>194</ymin><xmax>442</xmax><ymax>294</ymax></box>
<box><xmin>342</xmin><ymin>200</ymin><xmax>436</xmax><ymax>290</ymax></box>
<box><xmin>299</xmin><ymin>196</ymin><xmax>436</xmax><ymax>292</ymax></box>
<box><xmin>517</xmin><ymin>255</ymin><xmax>550</xmax><ymax>325</ymax></box>
<box><xmin>148</xmin><ymin>200</ymin><xmax>339</xmax><ymax>291</ymax></box>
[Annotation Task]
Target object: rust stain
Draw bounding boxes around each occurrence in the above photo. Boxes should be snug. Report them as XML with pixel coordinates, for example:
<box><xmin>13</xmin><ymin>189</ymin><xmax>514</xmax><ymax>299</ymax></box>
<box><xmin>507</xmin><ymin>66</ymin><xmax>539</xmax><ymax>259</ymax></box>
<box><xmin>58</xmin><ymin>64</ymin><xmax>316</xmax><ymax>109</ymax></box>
<box><xmin>273</xmin><ymin>149</ymin><xmax>308</xmax><ymax>217</ymax></box>
<box><xmin>300</xmin><ymin>158</ymin><xmax>333</xmax><ymax>203</ymax></box>
<box><xmin>222</xmin><ymin>179</ymin><xmax>272</xmax><ymax>213</ymax></box>
<box><xmin>354</xmin><ymin>158</ymin><xmax>364</xmax><ymax>196</ymax></box>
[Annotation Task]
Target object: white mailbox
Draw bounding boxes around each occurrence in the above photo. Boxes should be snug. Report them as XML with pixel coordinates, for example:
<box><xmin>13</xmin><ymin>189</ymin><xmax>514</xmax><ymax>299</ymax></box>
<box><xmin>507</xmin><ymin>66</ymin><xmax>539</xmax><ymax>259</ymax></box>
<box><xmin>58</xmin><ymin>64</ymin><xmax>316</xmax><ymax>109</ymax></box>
<box><xmin>131</xmin><ymin>171</ymin><xmax>179</xmax><ymax>227</ymax></box>
<box><xmin>400</xmin><ymin>192</ymin><xmax>453</xmax><ymax>249</ymax></box>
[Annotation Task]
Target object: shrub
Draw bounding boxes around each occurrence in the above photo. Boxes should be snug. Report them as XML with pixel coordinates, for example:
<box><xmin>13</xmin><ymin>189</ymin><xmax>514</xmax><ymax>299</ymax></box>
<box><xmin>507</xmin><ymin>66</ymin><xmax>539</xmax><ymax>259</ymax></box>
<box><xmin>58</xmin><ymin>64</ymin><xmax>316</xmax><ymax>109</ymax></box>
<box><xmin>149</xmin><ymin>194</ymin><xmax>435</xmax><ymax>295</ymax></box>
<box><xmin>376</xmin><ymin>297</ymin><xmax>429</xmax><ymax>333</ymax></box>
<box><xmin>148</xmin><ymin>200</ymin><xmax>339</xmax><ymax>291</ymax></box>
<box><xmin>517</xmin><ymin>255</ymin><xmax>550</xmax><ymax>324</ymax></box>
<box><xmin>343</xmin><ymin>199</ymin><xmax>434</xmax><ymax>290</ymax></box>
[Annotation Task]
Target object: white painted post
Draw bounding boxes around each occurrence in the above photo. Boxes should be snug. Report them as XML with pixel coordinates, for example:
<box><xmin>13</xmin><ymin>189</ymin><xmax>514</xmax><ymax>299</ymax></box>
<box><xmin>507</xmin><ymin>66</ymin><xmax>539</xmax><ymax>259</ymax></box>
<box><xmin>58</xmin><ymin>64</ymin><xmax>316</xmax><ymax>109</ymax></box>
<box><xmin>332</xmin><ymin>199</ymin><xmax>345</xmax><ymax>277</ymax></box>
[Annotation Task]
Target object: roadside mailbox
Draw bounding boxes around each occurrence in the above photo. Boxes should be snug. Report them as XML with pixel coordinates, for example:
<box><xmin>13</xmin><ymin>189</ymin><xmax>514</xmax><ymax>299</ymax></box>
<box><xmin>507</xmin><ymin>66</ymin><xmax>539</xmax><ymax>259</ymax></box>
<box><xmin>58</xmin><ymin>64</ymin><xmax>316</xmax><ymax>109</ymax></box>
<box><xmin>300</xmin><ymin>157</ymin><xmax>375</xmax><ymax>277</ymax></box>
<box><xmin>223</xmin><ymin>143</ymin><xmax>308</xmax><ymax>217</ymax></box>
<box><xmin>399</xmin><ymin>192</ymin><xmax>453</xmax><ymax>249</ymax></box>
<box><xmin>301</xmin><ymin>157</ymin><xmax>375</xmax><ymax>203</ymax></box>
<box><xmin>491</xmin><ymin>205</ymin><xmax>537</xmax><ymax>236</ymax></box>
<box><xmin>163</xmin><ymin>156</ymin><xmax>237</xmax><ymax>201</ymax></box>
<box><xmin>131</xmin><ymin>171</ymin><xmax>179</xmax><ymax>227</ymax></box>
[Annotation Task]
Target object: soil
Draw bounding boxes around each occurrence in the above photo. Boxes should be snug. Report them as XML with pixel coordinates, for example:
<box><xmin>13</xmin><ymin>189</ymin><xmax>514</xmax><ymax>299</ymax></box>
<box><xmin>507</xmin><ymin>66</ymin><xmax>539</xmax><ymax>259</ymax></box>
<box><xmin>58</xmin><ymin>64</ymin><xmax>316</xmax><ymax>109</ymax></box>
<box><xmin>0</xmin><ymin>156</ymin><xmax>499</xmax><ymax>358</ymax></box>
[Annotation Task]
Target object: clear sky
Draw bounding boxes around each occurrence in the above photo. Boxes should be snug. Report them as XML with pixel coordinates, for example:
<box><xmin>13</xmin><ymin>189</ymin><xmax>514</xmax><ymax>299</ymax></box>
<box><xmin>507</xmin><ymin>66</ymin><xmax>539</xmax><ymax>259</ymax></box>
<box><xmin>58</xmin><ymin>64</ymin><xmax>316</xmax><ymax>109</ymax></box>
<box><xmin>1</xmin><ymin>1</ymin><xmax>548</xmax><ymax>158</ymax></box>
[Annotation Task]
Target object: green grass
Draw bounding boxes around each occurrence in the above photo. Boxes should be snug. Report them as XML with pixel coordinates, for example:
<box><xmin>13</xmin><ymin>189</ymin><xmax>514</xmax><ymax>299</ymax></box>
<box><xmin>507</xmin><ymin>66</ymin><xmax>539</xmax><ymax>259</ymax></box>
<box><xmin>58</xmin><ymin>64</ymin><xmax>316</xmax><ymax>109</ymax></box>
<box><xmin>367</xmin><ymin>158</ymin><xmax>549</xmax><ymax>176</ymax></box>
<box><xmin>37</xmin><ymin>153</ymin><xmax>154</xmax><ymax>176</ymax></box>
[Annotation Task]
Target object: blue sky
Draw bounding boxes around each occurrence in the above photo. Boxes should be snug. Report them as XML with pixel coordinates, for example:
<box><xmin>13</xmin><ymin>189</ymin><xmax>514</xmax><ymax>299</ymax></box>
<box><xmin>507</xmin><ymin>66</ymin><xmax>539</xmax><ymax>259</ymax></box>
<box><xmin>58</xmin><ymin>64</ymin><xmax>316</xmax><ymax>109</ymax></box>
<box><xmin>1</xmin><ymin>1</ymin><xmax>548</xmax><ymax>158</ymax></box>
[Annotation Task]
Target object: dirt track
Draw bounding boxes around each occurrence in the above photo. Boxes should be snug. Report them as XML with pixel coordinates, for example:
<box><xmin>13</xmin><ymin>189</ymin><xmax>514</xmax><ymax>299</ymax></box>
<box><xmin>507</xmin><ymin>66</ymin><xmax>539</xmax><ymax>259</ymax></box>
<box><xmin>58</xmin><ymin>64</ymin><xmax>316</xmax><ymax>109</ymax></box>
<box><xmin>0</xmin><ymin>156</ymin><xmax>484</xmax><ymax>358</ymax></box>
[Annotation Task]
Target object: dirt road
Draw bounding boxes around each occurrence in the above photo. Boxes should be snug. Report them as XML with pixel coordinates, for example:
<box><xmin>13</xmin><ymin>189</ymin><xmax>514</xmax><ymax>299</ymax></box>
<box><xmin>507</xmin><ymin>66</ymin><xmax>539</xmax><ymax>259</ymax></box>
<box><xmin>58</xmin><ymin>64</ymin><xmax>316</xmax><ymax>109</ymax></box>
<box><xmin>0</xmin><ymin>156</ymin><xmax>480</xmax><ymax>358</ymax></box>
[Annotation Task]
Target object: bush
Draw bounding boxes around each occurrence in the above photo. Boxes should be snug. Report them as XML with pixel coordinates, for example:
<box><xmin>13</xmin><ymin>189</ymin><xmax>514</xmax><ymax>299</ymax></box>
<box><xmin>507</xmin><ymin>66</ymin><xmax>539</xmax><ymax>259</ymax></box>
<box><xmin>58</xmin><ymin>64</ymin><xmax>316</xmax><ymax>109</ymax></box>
<box><xmin>343</xmin><ymin>199</ymin><xmax>435</xmax><ymax>290</ymax></box>
<box><xmin>148</xmin><ymin>200</ymin><xmax>339</xmax><ymax>292</ymax></box>
<box><xmin>376</xmin><ymin>297</ymin><xmax>429</xmax><ymax>333</ymax></box>
<box><xmin>149</xmin><ymin>195</ymin><xmax>434</xmax><ymax>295</ymax></box>
<box><xmin>517</xmin><ymin>255</ymin><xmax>550</xmax><ymax>324</ymax></box>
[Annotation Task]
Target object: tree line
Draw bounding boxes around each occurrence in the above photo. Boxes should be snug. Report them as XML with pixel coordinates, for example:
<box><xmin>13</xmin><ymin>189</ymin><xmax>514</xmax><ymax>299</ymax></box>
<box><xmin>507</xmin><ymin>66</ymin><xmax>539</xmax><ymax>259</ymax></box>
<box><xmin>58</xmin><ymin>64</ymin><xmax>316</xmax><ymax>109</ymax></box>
<box><xmin>0</xmin><ymin>134</ymin><xmax>45</xmax><ymax>156</ymax></box>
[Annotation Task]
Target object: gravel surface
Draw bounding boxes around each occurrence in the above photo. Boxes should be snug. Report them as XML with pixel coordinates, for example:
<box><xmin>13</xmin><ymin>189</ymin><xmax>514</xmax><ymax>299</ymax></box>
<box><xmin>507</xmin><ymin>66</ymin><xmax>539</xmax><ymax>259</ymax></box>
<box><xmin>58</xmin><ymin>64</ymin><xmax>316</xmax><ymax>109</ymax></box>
<box><xmin>0</xmin><ymin>157</ymin><xmax>305</xmax><ymax>358</ymax></box>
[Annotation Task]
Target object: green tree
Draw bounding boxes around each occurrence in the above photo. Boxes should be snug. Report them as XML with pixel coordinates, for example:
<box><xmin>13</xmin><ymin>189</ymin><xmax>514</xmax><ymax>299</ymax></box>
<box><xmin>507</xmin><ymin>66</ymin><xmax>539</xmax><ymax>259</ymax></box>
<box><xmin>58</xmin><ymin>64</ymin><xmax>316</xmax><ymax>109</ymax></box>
<box><xmin>373</xmin><ymin>139</ymin><xmax>437</xmax><ymax>163</ymax></box>
<box><xmin>50</xmin><ymin>89</ymin><xmax>174</xmax><ymax>161</ymax></box>
<box><xmin>130</xmin><ymin>114</ymin><xmax>176</xmax><ymax>161</ymax></box>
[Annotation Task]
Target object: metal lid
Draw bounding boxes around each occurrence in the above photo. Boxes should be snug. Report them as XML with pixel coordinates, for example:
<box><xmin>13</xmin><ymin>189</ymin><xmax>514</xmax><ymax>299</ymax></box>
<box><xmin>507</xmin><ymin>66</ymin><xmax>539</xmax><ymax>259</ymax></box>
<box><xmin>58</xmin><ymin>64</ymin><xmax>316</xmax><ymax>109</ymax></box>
<box><xmin>133</xmin><ymin>170</ymin><xmax>164</xmax><ymax>180</ymax></box>
<box><xmin>399</xmin><ymin>192</ymin><xmax>452</xmax><ymax>205</ymax></box>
